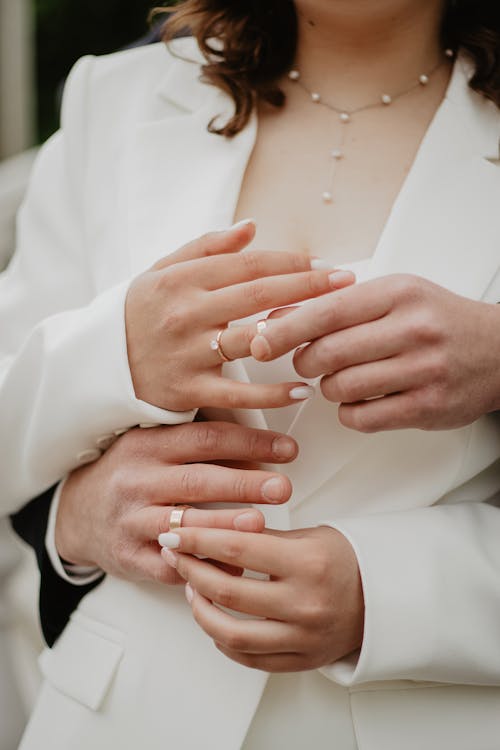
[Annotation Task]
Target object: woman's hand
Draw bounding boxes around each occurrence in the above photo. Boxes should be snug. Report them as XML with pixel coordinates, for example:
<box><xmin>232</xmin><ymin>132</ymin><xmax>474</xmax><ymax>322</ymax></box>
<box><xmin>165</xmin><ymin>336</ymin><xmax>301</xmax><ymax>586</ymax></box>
<box><xmin>161</xmin><ymin>525</ymin><xmax>364</xmax><ymax>672</ymax></box>
<box><xmin>251</xmin><ymin>274</ymin><xmax>500</xmax><ymax>431</ymax></box>
<box><xmin>126</xmin><ymin>220</ymin><xmax>353</xmax><ymax>412</ymax></box>
<box><xmin>56</xmin><ymin>422</ymin><xmax>298</xmax><ymax>585</ymax></box>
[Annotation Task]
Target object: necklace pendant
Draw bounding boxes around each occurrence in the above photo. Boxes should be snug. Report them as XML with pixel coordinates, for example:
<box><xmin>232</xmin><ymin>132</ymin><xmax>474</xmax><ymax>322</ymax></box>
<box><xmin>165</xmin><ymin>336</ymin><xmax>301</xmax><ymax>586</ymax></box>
<box><xmin>381</xmin><ymin>94</ymin><xmax>392</xmax><ymax>105</ymax></box>
<box><xmin>419</xmin><ymin>74</ymin><xmax>429</xmax><ymax>85</ymax></box>
<box><xmin>289</xmin><ymin>69</ymin><xmax>300</xmax><ymax>81</ymax></box>
<box><xmin>322</xmin><ymin>191</ymin><xmax>333</xmax><ymax>204</ymax></box>
<box><xmin>339</xmin><ymin>112</ymin><xmax>350</xmax><ymax>123</ymax></box>
<box><xmin>311</xmin><ymin>92</ymin><xmax>321</xmax><ymax>103</ymax></box>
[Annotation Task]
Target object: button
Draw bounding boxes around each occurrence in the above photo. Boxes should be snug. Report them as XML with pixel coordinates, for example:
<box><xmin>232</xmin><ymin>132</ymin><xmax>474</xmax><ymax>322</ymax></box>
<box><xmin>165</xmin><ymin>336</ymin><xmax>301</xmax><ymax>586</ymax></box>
<box><xmin>77</xmin><ymin>449</ymin><xmax>102</xmax><ymax>465</ymax></box>
<box><xmin>96</xmin><ymin>434</ymin><xmax>117</xmax><ymax>451</ymax></box>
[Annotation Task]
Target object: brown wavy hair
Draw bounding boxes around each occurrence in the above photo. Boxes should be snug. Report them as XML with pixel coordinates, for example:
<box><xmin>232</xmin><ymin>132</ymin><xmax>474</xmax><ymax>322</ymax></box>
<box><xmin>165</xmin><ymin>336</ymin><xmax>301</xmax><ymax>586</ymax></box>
<box><xmin>152</xmin><ymin>1</ymin><xmax>500</xmax><ymax>137</ymax></box>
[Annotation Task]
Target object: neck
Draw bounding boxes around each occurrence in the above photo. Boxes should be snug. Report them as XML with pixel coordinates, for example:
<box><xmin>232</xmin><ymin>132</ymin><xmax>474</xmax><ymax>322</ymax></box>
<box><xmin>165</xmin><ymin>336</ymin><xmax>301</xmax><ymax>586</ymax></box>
<box><xmin>293</xmin><ymin>0</ymin><xmax>447</xmax><ymax>99</ymax></box>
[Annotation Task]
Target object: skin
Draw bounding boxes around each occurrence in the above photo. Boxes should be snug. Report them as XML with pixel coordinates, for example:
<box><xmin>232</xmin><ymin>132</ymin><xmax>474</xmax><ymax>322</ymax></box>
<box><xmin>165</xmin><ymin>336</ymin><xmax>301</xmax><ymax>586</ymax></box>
<box><xmin>56</xmin><ymin>422</ymin><xmax>299</xmax><ymax>578</ymax></box>
<box><xmin>251</xmin><ymin>275</ymin><xmax>500</xmax><ymax>431</ymax></box>
<box><xmin>125</xmin><ymin>220</ymin><xmax>351</xmax><ymax>411</ymax></box>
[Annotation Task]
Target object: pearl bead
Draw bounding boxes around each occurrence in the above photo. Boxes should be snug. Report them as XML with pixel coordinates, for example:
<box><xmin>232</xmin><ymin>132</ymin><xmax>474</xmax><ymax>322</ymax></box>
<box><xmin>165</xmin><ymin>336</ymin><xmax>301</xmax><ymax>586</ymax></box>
<box><xmin>381</xmin><ymin>94</ymin><xmax>392</xmax><ymax>105</ymax></box>
<box><xmin>419</xmin><ymin>74</ymin><xmax>429</xmax><ymax>85</ymax></box>
<box><xmin>289</xmin><ymin>69</ymin><xmax>300</xmax><ymax>81</ymax></box>
<box><xmin>445</xmin><ymin>48</ymin><xmax>454</xmax><ymax>58</ymax></box>
<box><xmin>322</xmin><ymin>191</ymin><xmax>333</xmax><ymax>203</ymax></box>
<box><xmin>331</xmin><ymin>148</ymin><xmax>343</xmax><ymax>159</ymax></box>
<box><xmin>311</xmin><ymin>92</ymin><xmax>321</xmax><ymax>103</ymax></box>
<box><xmin>339</xmin><ymin>112</ymin><xmax>350</xmax><ymax>123</ymax></box>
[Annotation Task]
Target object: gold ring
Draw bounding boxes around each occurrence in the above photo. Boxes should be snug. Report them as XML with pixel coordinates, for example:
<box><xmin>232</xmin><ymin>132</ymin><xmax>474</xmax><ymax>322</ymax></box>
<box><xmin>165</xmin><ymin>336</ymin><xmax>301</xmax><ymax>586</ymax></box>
<box><xmin>169</xmin><ymin>505</ymin><xmax>189</xmax><ymax>531</ymax></box>
<box><xmin>210</xmin><ymin>328</ymin><xmax>233</xmax><ymax>363</ymax></box>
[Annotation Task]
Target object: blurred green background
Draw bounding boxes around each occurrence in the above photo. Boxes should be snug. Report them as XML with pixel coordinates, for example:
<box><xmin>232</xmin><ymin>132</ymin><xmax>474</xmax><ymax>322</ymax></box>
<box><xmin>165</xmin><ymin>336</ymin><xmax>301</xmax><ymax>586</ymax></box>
<box><xmin>35</xmin><ymin>0</ymin><xmax>176</xmax><ymax>142</ymax></box>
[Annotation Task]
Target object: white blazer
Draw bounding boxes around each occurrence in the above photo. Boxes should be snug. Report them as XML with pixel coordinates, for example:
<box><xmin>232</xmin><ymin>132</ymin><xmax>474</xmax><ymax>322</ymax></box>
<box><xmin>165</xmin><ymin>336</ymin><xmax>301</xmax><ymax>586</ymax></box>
<box><xmin>2</xmin><ymin>38</ymin><xmax>500</xmax><ymax>749</ymax></box>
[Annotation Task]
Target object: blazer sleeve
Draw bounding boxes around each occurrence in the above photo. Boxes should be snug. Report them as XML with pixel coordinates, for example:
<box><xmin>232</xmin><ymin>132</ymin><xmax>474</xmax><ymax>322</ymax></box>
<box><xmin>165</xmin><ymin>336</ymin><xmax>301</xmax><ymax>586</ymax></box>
<box><xmin>319</xmin><ymin>500</ymin><xmax>500</xmax><ymax>687</ymax></box>
<box><xmin>0</xmin><ymin>55</ymin><xmax>195</xmax><ymax>516</ymax></box>
<box><xmin>10</xmin><ymin>489</ymin><xmax>104</xmax><ymax>647</ymax></box>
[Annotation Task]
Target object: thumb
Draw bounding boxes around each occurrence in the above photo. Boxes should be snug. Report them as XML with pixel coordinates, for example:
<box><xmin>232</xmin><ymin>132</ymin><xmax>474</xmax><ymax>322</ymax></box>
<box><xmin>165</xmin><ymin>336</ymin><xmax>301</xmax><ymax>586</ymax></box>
<box><xmin>152</xmin><ymin>218</ymin><xmax>256</xmax><ymax>271</ymax></box>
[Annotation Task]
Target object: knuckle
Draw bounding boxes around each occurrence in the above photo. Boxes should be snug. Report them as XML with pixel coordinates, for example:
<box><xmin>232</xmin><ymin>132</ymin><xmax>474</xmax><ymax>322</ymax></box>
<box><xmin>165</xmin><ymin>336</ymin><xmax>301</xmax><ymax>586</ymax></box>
<box><xmin>241</xmin><ymin>251</ymin><xmax>263</xmax><ymax>278</ymax></box>
<box><xmin>304</xmin><ymin>550</ymin><xmax>330</xmax><ymax>582</ymax></box>
<box><xmin>390</xmin><ymin>274</ymin><xmax>423</xmax><ymax>304</ymax></box>
<box><xmin>328</xmin><ymin>371</ymin><xmax>354</xmax><ymax>403</ymax></box>
<box><xmin>179</xmin><ymin>468</ymin><xmax>203</xmax><ymax>499</ymax></box>
<box><xmin>223</xmin><ymin>629</ymin><xmax>249</xmax><ymax>652</ymax></box>
<box><xmin>194</xmin><ymin>424</ymin><xmax>223</xmax><ymax>454</ymax></box>
<box><xmin>220</xmin><ymin>539</ymin><xmax>243</xmax><ymax>561</ymax></box>
<box><xmin>213</xmin><ymin>581</ymin><xmax>238</xmax><ymax>610</ymax></box>
<box><xmin>248</xmin><ymin>279</ymin><xmax>271</xmax><ymax>308</ymax></box>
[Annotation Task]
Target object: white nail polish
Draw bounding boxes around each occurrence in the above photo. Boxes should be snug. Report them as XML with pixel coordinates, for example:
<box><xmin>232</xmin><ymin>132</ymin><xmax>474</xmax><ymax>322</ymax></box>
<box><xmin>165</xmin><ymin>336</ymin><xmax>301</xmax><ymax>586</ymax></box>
<box><xmin>311</xmin><ymin>258</ymin><xmax>335</xmax><ymax>271</ymax></box>
<box><xmin>158</xmin><ymin>532</ymin><xmax>181</xmax><ymax>549</ymax></box>
<box><xmin>185</xmin><ymin>583</ymin><xmax>194</xmax><ymax>604</ymax></box>
<box><xmin>230</xmin><ymin>218</ymin><xmax>256</xmax><ymax>231</ymax></box>
<box><xmin>290</xmin><ymin>385</ymin><xmax>315</xmax><ymax>401</ymax></box>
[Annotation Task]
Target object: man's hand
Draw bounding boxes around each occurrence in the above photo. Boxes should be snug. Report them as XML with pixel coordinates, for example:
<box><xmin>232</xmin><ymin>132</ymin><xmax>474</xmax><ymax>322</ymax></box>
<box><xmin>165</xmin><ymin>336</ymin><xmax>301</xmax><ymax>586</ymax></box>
<box><xmin>161</xmin><ymin>525</ymin><xmax>364</xmax><ymax>672</ymax></box>
<box><xmin>251</xmin><ymin>274</ymin><xmax>500</xmax><ymax>431</ymax></box>
<box><xmin>55</xmin><ymin>422</ymin><xmax>298</xmax><ymax>585</ymax></box>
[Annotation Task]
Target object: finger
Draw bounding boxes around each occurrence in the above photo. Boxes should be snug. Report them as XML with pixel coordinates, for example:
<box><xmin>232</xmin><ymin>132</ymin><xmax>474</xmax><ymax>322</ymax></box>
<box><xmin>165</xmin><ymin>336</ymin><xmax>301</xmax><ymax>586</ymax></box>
<box><xmin>187</xmin><ymin>587</ymin><xmax>293</xmax><ymax>654</ymax></box>
<box><xmin>166</xmin><ymin>553</ymin><xmax>286</xmax><ymax>619</ymax></box>
<box><xmin>201</xmin><ymin>377</ymin><xmax>315</xmax><ymax>410</ymax></box>
<box><xmin>147</xmin><ymin>463</ymin><xmax>292</xmax><ymax>505</ymax></box>
<box><xmin>152</xmin><ymin>220</ymin><xmax>256</xmax><ymax>271</ymax></box>
<box><xmin>208</xmin><ymin>269</ymin><xmax>343</xmax><ymax>324</ymax></box>
<box><xmin>338</xmin><ymin>391</ymin><xmax>425</xmax><ymax>432</ymax></box>
<box><xmin>267</xmin><ymin>306</ymin><xmax>299</xmax><ymax>320</ymax></box>
<box><xmin>130</xmin><ymin>506</ymin><xmax>266</xmax><ymax>541</ymax></box>
<box><xmin>212</xmin><ymin>321</ymin><xmax>276</xmax><ymax>362</ymax></box>
<box><xmin>293</xmin><ymin>318</ymin><xmax>408</xmax><ymax>379</ymax></box>
<box><xmin>159</xmin><ymin>528</ymin><xmax>290</xmax><ymax>576</ymax></box>
<box><xmin>175</xmin><ymin>250</ymin><xmax>314</xmax><ymax>291</ymax></box>
<box><xmin>320</xmin><ymin>356</ymin><xmax>420</xmax><ymax>404</ymax></box>
<box><xmin>216</xmin><ymin>644</ymin><xmax>306</xmax><ymax>672</ymax></box>
<box><xmin>250</xmin><ymin>278</ymin><xmax>391</xmax><ymax>362</ymax></box>
<box><xmin>143</xmin><ymin>422</ymin><xmax>298</xmax><ymax>465</ymax></box>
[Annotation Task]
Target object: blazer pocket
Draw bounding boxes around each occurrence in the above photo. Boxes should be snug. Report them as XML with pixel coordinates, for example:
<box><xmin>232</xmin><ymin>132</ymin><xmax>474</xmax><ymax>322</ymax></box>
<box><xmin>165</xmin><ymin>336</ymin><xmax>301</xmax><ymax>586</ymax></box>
<box><xmin>38</xmin><ymin>611</ymin><xmax>124</xmax><ymax>711</ymax></box>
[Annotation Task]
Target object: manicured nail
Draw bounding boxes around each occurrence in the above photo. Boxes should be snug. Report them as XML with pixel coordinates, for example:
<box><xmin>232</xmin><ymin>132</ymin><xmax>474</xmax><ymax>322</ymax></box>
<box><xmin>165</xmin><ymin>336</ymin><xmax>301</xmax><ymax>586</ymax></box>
<box><xmin>234</xmin><ymin>511</ymin><xmax>259</xmax><ymax>530</ymax></box>
<box><xmin>290</xmin><ymin>385</ymin><xmax>315</xmax><ymax>401</ymax></box>
<box><xmin>251</xmin><ymin>335</ymin><xmax>271</xmax><ymax>361</ymax></box>
<box><xmin>161</xmin><ymin>548</ymin><xmax>179</xmax><ymax>568</ymax></box>
<box><xmin>158</xmin><ymin>532</ymin><xmax>181</xmax><ymax>549</ymax></box>
<box><xmin>261</xmin><ymin>477</ymin><xmax>287</xmax><ymax>503</ymax></box>
<box><xmin>328</xmin><ymin>270</ymin><xmax>356</xmax><ymax>287</ymax></box>
<box><xmin>311</xmin><ymin>258</ymin><xmax>336</xmax><ymax>270</ymax></box>
<box><xmin>185</xmin><ymin>583</ymin><xmax>194</xmax><ymax>604</ymax></box>
<box><xmin>272</xmin><ymin>436</ymin><xmax>297</xmax><ymax>460</ymax></box>
<box><xmin>230</xmin><ymin>218</ymin><xmax>256</xmax><ymax>231</ymax></box>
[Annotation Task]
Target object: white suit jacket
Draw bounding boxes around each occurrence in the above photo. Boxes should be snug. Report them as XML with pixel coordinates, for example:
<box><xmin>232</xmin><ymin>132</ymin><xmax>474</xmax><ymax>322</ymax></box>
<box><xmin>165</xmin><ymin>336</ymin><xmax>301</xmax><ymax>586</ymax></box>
<box><xmin>1</xmin><ymin>39</ymin><xmax>500</xmax><ymax>749</ymax></box>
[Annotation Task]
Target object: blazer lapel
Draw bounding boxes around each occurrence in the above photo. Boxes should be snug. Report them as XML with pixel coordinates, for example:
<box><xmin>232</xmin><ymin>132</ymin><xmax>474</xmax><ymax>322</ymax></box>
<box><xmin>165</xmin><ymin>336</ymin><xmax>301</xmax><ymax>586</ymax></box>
<box><xmin>126</xmin><ymin>40</ymin><xmax>258</xmax><ymax>276</ymax></box>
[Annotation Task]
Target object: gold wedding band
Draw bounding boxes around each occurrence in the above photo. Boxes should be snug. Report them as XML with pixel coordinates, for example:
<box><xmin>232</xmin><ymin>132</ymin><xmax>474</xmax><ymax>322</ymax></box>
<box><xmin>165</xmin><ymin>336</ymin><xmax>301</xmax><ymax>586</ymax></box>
<box><xmin>210</xmin><ymin>328</ymin><xmax>233</xmax><ymax>363</ymax></box>
<box><xmin>169</xmin><ymin>506</ymin><xmax>189</xmax><ymax>531</ymax></box>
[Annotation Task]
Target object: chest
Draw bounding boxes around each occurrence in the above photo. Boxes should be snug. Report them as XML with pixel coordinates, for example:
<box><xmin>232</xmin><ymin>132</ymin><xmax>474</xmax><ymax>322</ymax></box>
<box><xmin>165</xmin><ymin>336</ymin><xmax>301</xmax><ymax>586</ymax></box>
<box><xmin>234</xmin><ymin>90</ymin><xmax>445</xmax><ymax>265</ymax></box>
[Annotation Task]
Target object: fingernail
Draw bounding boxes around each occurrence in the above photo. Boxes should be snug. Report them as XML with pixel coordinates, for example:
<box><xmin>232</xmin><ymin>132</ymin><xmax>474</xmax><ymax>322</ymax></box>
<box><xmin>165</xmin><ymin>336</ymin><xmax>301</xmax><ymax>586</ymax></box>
<box><xmin>329</xmin><ymin>270</ymin><xmax>356</xmax><ymax>287</ymax></box>
<box><xmin>234</xmin><ymin>511</ymin><xmax>259</xmax><ymax>530</ymax></box>
<box><xmin>185</xmin><ymin>583</ymin><xmax>194</xmax><ymax>604</ymax></box>
<box><xmin>290</xmin><ymin>385</ymin><xmax>315</xmax><ymax>401</ymax></box>
<box><xmin>230</xmin><ymin>218</ymin><xmax>256</xmax><ymax>231</ymax></box>
<box><xmin>272</xmin><ymin>436</ymin><xmax>297</xmax><ymax>460</ymax></box>
<box><xmin>162</xmin><ymin>548</ymin><xmax>179</xmax><ymax>568</ymax></box>
<box><xmin>251</xmin><ymin>335</ymin><xmax>271</xmax><ymax>361</ymax></box>
<box><xmin>261</xmin><ymin>477</ymin><xmax>287</xmax><ymax>503</ymax></box>
<box><xmin>311</xmin><ymin>258</ymin><xmax>336</xmax><ymax>270</ymax></box>
<box><xmin>158</xmin><ymin>532</ymin><xmax>181</xmax><ymax>549</ymax></box>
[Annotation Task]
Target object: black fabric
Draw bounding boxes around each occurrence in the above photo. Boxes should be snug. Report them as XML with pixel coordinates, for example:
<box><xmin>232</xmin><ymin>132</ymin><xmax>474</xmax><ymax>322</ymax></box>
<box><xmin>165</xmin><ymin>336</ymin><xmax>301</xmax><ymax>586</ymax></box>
<box><xmin>10</xmin><ymin>489</ymin><xmax>103</xmax><ymax>647</ymax></box>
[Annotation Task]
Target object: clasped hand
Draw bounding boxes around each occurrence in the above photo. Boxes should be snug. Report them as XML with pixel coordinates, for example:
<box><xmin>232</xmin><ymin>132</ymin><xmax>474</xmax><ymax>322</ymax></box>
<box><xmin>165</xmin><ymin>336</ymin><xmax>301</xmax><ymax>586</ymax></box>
<box><xmin>161</xmin><ymin>525</ymin><xmax>364</xmax><ymax>672</ymax></box>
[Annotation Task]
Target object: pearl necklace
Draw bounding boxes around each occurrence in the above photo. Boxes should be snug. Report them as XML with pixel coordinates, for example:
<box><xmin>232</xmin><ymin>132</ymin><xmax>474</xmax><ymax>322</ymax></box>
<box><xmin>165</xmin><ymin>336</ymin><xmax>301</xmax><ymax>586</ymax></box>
<box><xmin>288</xmin><ymin>49</ymin><xmax>454</xmax><ymax>204</ymax></box>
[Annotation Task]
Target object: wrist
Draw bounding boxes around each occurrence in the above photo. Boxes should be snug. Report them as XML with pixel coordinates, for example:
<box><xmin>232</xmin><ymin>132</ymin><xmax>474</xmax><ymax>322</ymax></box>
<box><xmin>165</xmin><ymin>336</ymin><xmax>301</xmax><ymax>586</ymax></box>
<box><xmin>55</xmin><ymin>474</ymin><xmax>97</xmax><ymax>567</ymax></box>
